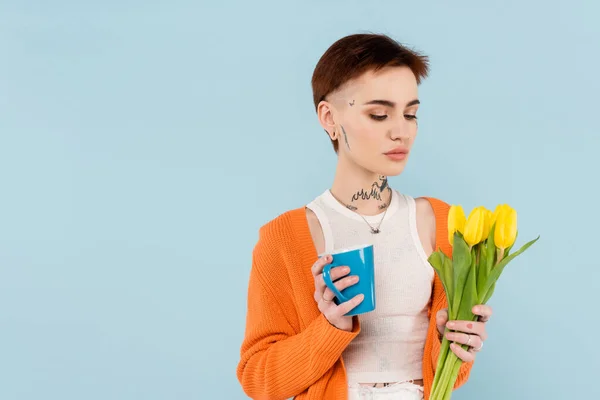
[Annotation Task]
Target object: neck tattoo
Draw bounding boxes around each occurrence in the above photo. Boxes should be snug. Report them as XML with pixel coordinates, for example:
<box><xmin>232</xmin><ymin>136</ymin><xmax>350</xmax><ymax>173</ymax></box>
<box><xmin>329</xmin><ymin>179</ymin><xmax>392</xmax><ymax>234</ymax></box>
<box><xmin>349</xmin><ymin>176</ymin><xmax>389</xmax><ymax>207</ymax></box>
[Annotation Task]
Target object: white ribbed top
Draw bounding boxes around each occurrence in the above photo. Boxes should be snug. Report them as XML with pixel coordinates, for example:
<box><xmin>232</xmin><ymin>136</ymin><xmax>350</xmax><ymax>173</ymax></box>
<box><xmin>306</xmin><ymin>189</ymin><xmax>434</xmax><ymax>384</ymax></box>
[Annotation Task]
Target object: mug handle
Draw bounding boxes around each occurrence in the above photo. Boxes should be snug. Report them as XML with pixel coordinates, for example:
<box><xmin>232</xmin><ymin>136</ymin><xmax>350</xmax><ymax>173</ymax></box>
<box><xmin>322</xmin><ymin>263</ymin><xmax>349</xmax><ymax>303</ymax></box>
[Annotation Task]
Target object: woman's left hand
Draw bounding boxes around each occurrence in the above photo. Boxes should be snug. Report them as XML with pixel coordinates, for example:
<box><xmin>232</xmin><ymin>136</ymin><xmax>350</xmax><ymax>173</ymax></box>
<box><xmin>435</xmin><ymin>305</ymin><xmax>493</xmax><ymax>362</ymax></box>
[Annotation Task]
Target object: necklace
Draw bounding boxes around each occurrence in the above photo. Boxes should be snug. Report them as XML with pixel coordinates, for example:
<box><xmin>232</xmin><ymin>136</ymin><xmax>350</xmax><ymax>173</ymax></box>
<box><xmin>358</xmin><ymin>203</ymin><xmax>389</xmax><ymax>234</ymax></box>
<box><xmin>330</xmin><ymin>187</ymin><xmax>392</xmax><ymax>234</ymax></box>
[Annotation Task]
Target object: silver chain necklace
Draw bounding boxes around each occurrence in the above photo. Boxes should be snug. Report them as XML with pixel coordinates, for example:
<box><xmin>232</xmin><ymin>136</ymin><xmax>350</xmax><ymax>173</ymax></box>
<box><xmin>332</xmin><ymin>188</ymin><xmax>392</xmax><ymax>234</ymax></box>
<box><xmin>357</xmin><ymin>203</ymin><xmax>389</xmax><ymax>234</ymax></box>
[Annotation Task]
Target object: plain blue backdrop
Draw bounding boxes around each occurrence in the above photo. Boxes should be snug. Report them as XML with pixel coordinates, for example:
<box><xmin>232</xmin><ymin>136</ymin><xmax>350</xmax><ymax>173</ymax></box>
<box><xmin>1</xmin><ymin>1</ymin><xmax>598</xmax><ymax>399</ymax></box>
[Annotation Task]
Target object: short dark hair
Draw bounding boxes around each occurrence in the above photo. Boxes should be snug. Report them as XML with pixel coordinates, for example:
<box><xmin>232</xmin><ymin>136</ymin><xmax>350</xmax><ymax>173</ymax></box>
<box><xmin>311</xmin><ymin>33</ymin><xmax>429</xmax><ymax>152</ymax></box>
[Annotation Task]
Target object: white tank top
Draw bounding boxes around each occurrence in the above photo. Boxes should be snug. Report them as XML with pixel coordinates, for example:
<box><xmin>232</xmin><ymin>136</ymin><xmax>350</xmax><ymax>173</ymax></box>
<box><xmin>306</xmin><ymin>189</ymin><xmax>434</xmax><ymax>384</ymax></box>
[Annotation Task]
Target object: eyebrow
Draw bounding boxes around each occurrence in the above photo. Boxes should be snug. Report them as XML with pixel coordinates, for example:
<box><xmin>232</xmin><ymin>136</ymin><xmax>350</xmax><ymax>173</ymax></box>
<box><xmin>363</xmin><ymin>99</ymin><xmax>420</xmax><ymax>108</ymax></box>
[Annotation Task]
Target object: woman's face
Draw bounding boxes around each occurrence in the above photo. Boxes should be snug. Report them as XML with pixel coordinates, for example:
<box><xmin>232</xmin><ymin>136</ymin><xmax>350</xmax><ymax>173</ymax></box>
<box><xmin>322</xmin><ymin>66</ymin><xmax>420</xmax><ymax>177</ymax></box>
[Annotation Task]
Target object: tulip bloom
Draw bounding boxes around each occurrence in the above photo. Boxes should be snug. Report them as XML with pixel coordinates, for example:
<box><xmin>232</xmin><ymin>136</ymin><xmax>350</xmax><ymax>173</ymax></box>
<box><xmin>463</xmin><ymin>207</ymin><xmax>486</xmax><ymax>247</ymax></box>
<box><xmin>481</xmin><ymin>207</ymin><xmax>493</xmax><ymax>239</ymax></box>
<box><xmin>494</xmin><ymin>205</ymin><xmax>518</xmax><ymax>250</ymax></box>
<box><xmin>448</xmin><ymin>205</ymin><xmax>466</xmax><ymax>246</ymax></box>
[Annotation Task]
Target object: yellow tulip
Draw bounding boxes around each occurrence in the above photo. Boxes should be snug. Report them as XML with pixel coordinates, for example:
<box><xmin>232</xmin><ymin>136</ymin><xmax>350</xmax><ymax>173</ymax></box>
<box><xmin>492</xmin><ymin>204</ymin><xmax>509</xmax><ymax>227</ymax></box>
<box><xmin>494</xmin><ymin>204</ymin><xmax>518</xmax><ymax>249</ymax></box>
<box><xmin>448</xmin><ymin>205</ymin><xmax>466</xmax><ymax>246</ymax></box>
<box><xmin>481</xmin><ymin>207</ymin><xmax>493</xmax><ymax>239</ymax></box>
<box><xmin>463</xmin><ymin>207</ymin><xmax>486</xmax><ymax>247</ymax></box>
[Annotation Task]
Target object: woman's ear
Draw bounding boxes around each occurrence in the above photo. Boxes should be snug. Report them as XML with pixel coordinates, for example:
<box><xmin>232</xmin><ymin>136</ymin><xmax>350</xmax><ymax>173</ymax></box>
<box><xmin>317</xmin><ymin>100</ymin><xmax>337</xmax><ymax>140</ymax></box>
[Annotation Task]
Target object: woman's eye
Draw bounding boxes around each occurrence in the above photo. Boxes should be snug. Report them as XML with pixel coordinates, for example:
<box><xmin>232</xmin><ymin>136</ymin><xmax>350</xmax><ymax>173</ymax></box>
<box><xmin>404</xmin><ymin>114</ymin><xmax>418</xmax><ymax>120</ymax></box>
<box><xmin>370</xmin><ymin>114</ymin><xmax>388</xmax><ymax>121</ymax></box>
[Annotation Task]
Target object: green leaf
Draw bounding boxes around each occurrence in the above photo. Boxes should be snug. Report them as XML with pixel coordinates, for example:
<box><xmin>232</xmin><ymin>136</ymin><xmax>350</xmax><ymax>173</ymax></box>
<box><xmin>481</xmin><ymin>282</ymin><xmax>496</xmax><ymax>304</ymax></box>
<box><xmin>428</xmin><ymin>250</ymin><xmax>444</xmax><ymax>275</ymax></box>
<box><xmin>481</xmin><ymin>235</ymin><xmax>540</xmax><ymax>301</ymax></box>
<box><xmin>429</xmin><ymin>250</ymin><xmax>455</xmax><ymax>317</ymax></box>
<box><xmin>442</xmin><ymin>254</ymin><xmax>454</xmax><ymax>317</ymax></box>
<box><xmin>457</xmin><ymin>248</ymin><xmax>478</xmax><ymax>321</ymax></box>
<box><xmin>477</xmin><ymin>243</ymin><xmax>488</xmax><ymax>302</ymax></box>
<box><xmin>451</xmin><ymin>232</ymin><xmax>471</xmax><ymax>320</ymax></box>
<box><xmin>430</xmin><ymin>251</ymin><xmax>449</xmax><ymax>300</ymax></box>
<box><xmin>476</xmin><ymin>223</ymin><xmax>497</xmax><ymax>301</ymax></box>
<box><xmin>486</xmin><ymin>223</ymin><xmax>497</xmax><ymax>273</ymax></box>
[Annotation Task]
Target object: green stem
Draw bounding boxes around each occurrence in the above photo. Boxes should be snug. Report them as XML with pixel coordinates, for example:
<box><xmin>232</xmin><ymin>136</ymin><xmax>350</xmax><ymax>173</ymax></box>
<box><xmin>434</xmin><ymin>351</ymin><xmax>458</xmax><ymax>399</ymax></box>
<box><xmin>443</xmin><ymin>352</ymin><xmax>464</xmax><ymax>400</ymax></box>
<box><xmin>431</xmin><ymin>334</ymin><xmax>450</xmax><ymax>393</ymax></box>
<box><xmin>437</xmin><ymin>315</ymin><xmax>479</xmax><ymax>398</ymax></box>
<box><xmin>431</xmin><ymin>346</ymin><xmax>457</xmax><ymax>399</ymax></box>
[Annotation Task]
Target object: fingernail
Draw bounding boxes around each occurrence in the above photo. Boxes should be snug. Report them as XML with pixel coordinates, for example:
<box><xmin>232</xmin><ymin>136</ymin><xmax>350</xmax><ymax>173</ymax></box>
<box><xmin>447</xmin><ymin>322</ymin><xmax>455</xmax><ymax>328</ymax></box>
<box><xmin>474</xmin><ymin>306</ymin><xmax>481</xmax><ymax>313</ymax></box>
<box><xmin>358</xmin><ymin>294</ymin><xmax>364</xmax><ymax>300</ymax></box>
<box><xmin>343</xmin><ymin>267</ymin><xmax>350</xmax><ymax>273</ymax></box>
<box><xmin>352</xmin><ymin>276</ymin><xmax>359</xmax><ymax>283</ymax></box>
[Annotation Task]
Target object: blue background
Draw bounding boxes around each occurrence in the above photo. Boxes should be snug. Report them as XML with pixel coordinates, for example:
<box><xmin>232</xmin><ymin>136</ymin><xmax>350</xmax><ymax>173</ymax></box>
<box><xmin>1</xmin><ymin>1</ymin><xmax>598</xmax><ymax>399</ymax></box>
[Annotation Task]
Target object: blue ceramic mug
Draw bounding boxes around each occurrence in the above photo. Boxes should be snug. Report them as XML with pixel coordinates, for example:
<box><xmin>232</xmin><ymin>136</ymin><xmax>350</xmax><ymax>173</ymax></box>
<box><xmin>321</xmin><ymin>244</ymin><xmax>376</xmax><ymax>316</ymax></box>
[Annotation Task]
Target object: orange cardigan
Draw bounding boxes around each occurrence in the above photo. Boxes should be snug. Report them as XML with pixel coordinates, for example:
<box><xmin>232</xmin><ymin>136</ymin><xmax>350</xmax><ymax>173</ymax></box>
<box><xmin>237</xmin><ymin>197</ymin><xmax>472</xmax><ymax>399</ymax></box>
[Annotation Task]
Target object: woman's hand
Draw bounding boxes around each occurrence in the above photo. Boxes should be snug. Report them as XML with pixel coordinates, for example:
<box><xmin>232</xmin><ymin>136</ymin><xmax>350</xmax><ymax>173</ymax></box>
<box><xmin>435</xmin><ymin>305</ymin><xmax>493</xmax><ymax>362</ymax></box>
<box><xmin>311</xmin><ymin>254</ymin><xmax>364</xmax><ymax>332</ymax></box>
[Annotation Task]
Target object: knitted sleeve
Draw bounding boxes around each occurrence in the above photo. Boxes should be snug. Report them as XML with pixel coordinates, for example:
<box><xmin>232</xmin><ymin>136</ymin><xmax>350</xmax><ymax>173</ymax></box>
<box><xmin>236</xmin><ymin>218</ymin><xmax>360</xmax><ymax>400</ymax></box>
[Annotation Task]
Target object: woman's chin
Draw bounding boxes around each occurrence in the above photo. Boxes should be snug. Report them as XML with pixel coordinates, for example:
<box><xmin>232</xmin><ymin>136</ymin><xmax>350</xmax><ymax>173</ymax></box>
<box><xmin>378</xmin><ymin>162</ymin><xmax>407</xmax><ymax>177</ymax></box>
<box><xmin>351</xmin><ymin>155</ymin><xmax>408</xmax><ymax>177</ymax></box>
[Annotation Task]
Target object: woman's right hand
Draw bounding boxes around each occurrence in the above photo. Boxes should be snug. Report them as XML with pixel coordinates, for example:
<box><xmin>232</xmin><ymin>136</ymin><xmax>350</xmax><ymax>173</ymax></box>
<box><xmin>311</xmin><ymin>254</ymin><xmax>364</xmax><ymax>332</ymax></box>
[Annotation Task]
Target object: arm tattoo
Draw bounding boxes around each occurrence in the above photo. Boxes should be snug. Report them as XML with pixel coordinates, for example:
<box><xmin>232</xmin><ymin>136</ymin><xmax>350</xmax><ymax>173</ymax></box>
<box><xmin>349</xmin><ymin>99</ymin><xmax>355</xmax><ymax>106</ymax></box>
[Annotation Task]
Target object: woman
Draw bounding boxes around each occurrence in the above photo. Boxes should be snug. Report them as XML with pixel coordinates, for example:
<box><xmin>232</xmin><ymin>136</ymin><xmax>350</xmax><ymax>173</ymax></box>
<box><xmin>236</xmin><ymin>33</ymin><xmax>493</xmax><ymax>400</ymax></box>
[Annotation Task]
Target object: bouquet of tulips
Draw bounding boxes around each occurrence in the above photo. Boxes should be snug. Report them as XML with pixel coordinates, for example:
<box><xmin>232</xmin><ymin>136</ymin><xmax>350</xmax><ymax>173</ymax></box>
<box><xmin>428</xmin><ymin>204</ymin><xmax>539</xmax><ymax>400</ymax></box>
